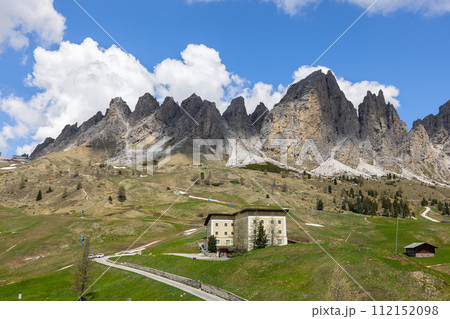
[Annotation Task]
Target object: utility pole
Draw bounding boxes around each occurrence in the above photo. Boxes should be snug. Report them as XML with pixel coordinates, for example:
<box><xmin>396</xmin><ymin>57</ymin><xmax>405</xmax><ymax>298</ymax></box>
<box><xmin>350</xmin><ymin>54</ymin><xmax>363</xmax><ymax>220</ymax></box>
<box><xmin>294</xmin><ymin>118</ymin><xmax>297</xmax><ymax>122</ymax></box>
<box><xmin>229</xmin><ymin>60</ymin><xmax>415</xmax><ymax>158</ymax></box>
<box><xmin>395</xmin><ymin>217</ymin><xmax>399</xmax><ymax>254</ymax></box>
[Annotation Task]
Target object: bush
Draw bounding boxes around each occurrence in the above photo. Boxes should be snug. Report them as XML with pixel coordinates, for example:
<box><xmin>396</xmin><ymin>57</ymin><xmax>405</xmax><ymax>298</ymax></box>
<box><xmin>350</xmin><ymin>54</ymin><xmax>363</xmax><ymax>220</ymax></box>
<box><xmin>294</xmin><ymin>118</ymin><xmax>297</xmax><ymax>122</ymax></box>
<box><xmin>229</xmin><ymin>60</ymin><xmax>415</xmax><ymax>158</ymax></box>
<box><xmin>46</xmin><ymin>187</ymin><xmax>53</xmax><ymax>193</ymax></box>
<box><xmin>421</xmin><ymin>198</ymin><xmax>428</xmax><ymax>206</ymax></box>
<box><xmin>118</xmin><ymin>186</ymin><xmax>127</xmax><ymax>202</ymax></box>
<box><xmin>76</xmin><ymin>181</ymin><xmax>82</xmax><ymax>190</ymax></box>
<box><xmin>316</xmin><ymin>199</ymin><xmax>324</xmax><ymax>211</ymax></box>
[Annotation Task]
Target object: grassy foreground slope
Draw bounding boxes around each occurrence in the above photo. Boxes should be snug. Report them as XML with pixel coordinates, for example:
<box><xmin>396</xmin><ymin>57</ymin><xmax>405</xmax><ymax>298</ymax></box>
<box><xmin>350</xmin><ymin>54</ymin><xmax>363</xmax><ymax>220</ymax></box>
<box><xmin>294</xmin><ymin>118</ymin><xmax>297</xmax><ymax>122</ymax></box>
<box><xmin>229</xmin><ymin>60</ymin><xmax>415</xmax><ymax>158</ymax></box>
<box><xmin>0</xmin><ymin>264</ymin><xmax>201</xmax><ymax>301</ymax></box>
<box><xmin>119</xmin><ymin>209</ymin><xmax>450</xmax><ymax>301</ymax></box>
<box><xmin>0</xmin><ymin>147</ymin><xmax>449</xmax><ymax>300</ymax></box>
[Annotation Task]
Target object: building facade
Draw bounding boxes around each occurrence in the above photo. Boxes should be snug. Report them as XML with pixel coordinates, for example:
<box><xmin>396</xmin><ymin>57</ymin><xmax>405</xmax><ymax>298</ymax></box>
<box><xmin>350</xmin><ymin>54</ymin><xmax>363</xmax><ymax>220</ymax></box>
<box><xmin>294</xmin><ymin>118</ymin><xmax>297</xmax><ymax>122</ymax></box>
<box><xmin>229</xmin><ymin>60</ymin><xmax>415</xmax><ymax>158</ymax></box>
<box><xmin>204</xmin><ymin>208</ymin><xmax>288</xmax><ymax>254</ymax></box>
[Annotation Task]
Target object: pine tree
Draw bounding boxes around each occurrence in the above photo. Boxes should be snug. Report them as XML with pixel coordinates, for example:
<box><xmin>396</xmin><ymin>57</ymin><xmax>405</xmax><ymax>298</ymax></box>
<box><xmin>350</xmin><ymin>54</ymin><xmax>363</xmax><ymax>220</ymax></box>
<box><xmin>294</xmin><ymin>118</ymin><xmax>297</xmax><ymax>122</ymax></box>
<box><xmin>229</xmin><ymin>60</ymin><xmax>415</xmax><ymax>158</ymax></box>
<box><xmin>207</xmin><ymin>235</ymin><xmax>217</xmax><ymax>253</ymax></box>
<box><xmin>421</xmin><ymin>198</ymin><xmax>428</xmax><ymax>206</ymax></box>
<box><xmin>36</xmin><ymin>190</ymin><xmax>42</xmax><ymax>201</ymax></box>
<box><xmin>118</xmin><ymin>186</ymin><xmax>127</xmax><ymax>202</ymax></box>
<box><xmin>253</xmin><ymin>221</ymin><xmax>268</xmax><ymax>249</ymax></box>
<box><xmin>316</xmin><ymin>199</ymin><xmax>324</xmax><ymax>211</ymax></box>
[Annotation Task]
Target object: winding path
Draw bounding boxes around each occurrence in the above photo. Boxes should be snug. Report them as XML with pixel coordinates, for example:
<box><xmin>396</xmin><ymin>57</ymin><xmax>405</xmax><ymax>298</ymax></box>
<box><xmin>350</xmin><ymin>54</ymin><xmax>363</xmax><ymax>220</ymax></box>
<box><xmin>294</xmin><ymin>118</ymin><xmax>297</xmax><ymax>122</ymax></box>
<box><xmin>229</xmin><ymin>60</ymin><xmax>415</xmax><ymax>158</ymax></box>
<box><xmin>95</xmin><ymin>257</ymin><xmax>225</xmax><ymax>301</ymax></box>
<box><xmin>421</xmin><ymin>207</ymin><xmax>440</xmax><ymax>223</ymax></box>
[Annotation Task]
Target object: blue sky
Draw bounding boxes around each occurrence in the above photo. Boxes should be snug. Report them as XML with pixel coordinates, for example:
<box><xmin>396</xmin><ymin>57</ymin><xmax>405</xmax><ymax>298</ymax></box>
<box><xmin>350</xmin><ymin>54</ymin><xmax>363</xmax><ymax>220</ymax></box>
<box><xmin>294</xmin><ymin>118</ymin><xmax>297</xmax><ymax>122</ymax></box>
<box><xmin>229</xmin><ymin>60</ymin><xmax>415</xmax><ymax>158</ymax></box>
<box><xmin>0</xmin><ymin>0</ymin><xmax>449</xmax><ymax>157</ymax></box>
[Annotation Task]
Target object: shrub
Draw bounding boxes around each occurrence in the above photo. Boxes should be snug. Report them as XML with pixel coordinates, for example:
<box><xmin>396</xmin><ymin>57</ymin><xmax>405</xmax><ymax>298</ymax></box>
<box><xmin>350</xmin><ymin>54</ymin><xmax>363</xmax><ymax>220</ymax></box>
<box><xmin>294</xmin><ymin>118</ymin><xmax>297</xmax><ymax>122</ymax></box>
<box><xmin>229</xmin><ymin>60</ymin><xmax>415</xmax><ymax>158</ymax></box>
<box><xmin>118</xmin><ymin>186</ymin><xmax>127</xmax><ymax>202</ymax></box>
<box><xmin>316</xmin><ymin>199</ymin><xmax>324</xmax><ymax>211</ymax></box>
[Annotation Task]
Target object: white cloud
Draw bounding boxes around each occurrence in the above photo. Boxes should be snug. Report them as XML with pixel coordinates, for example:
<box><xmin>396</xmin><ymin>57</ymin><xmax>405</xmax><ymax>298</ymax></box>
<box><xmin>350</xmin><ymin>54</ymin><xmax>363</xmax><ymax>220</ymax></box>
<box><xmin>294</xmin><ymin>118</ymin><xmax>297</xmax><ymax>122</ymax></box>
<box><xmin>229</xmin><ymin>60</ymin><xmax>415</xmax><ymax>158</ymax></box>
<box><xmin>0</xmin><ymin>38</ymin><xmax>156</xmax><ymax>150</ymax></box>
<box><xmin>16</xmin><ymin>142</ymin><xmax>37</xmax><ymax>156</ymax></box>
<box><xmin>293</xmin><ymin>65</ymin><xmax>400</xmax><ymax>108</ymax></box>
<box><xmin>262</xmin><ymin>0</ymin><xmax>321</xmax><ymax>15</ymax></box>
<box><xmin>241</xmin><ymin>82</ymin><xmax>285</xmax><ymax>114</ymax></box>
<box><xmin>153</xmin><ymin>44</ymin><xmax>239</xmax><ymax>111</ymax></box>
<box><xmin>345</xmin><ymin>0</ymin><xmax>450</xmax><ymax>16</ymax></box>
<box><xmin>0</xmin><ymin>0</ymin><xmax>66</xmax><ymax>52</ymax></box>
<box><xmin>188</xmin><ymin>0</ymin><xmax>450</xmax><ymax>15</ymax></box>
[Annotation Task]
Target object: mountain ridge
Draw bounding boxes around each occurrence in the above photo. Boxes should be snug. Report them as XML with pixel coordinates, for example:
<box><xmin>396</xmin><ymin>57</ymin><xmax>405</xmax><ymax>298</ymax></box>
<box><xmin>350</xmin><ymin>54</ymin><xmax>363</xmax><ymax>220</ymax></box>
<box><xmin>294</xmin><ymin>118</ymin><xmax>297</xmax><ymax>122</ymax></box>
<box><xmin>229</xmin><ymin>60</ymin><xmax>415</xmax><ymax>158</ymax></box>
<box><xmin>30</xmin><ymin>70</ymin><xmax>450</xmax><ymax>184</ymax></box>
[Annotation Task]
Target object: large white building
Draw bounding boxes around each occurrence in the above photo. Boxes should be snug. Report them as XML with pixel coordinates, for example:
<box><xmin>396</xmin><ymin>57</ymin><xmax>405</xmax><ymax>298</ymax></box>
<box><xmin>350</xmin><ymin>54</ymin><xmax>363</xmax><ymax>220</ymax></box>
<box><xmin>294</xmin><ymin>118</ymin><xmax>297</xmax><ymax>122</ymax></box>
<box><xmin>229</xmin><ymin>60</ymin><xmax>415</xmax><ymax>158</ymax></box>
<box><xmin>204</xmin><ymin>208</ymin><xmax>288</xmax><ymax>255</ymax></box>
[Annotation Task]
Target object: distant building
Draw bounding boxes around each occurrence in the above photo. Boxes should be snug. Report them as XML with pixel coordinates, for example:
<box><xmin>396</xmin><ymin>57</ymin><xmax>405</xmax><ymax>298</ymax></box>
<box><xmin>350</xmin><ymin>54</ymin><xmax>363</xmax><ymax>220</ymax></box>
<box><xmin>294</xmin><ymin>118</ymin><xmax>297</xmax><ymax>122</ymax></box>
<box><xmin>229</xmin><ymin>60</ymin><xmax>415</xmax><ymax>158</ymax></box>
<box><xmin>204</xmin><ymin>208</ymin><xmax>288</xmax><ymax>256</ymax></box>
<box><xmin>404</xmin><ymin>242</ymin><xmax>437</xmax><ymax>257</ymax></box>
<box><xmin>12</xmin><ymin>154</ymin><xmax>29</xmax><ymax>161</ymax></box>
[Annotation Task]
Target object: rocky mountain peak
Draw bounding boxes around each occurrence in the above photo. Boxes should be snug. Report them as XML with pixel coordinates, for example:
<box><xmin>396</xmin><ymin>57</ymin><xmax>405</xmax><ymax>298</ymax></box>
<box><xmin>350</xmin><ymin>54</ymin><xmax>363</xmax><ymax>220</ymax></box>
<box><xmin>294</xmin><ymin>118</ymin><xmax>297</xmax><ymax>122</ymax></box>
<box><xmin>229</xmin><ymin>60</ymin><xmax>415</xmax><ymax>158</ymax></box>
<box><xmin>223</xmin><ymin>96</ymin><xmax>247</xmax><ymax>119</ymax></box>
<box><xmin>106</xmin><ymin>97</ymin><xmax>131</xmax><ymax>119</ymax></box>
<box><xmin>413</xmin><ymin>99</ymin><xmax>450</xmax><ymax>137</ymax></box>
<box><xmin>222</xmin><ymin>97</ymin><xmax>254</xmax><ymax>136</ymax></box>
<box><xmin>130</xmin><ymin>93</ymin><xmax>159</xmax><ymax>124</ymax></box>
<box><xmin>155</xmin><ymin>97</ymin><xmax>181</xmax><ymax>125</ymax></box>
<box><xmin>250</xmin><ymin>102</ymin><xmax>268</xmax><ymax>132</ymax></box>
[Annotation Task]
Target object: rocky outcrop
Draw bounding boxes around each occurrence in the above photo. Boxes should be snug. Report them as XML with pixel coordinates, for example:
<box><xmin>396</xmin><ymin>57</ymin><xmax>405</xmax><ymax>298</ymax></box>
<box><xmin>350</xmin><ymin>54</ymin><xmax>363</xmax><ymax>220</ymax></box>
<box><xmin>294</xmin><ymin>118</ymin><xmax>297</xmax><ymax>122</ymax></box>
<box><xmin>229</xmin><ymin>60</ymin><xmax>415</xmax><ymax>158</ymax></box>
<box><xmin>29</xmin><ymin>70</ymin><xmax>450</xmax><ymax>183</ymax></box>
<box><xmin>223</xmin><ymin>97</ymin><xmax>254</xmax><ymax>136</ymax></box>
<box><xmin>30</xmin><ymin>137</ymin><xmax>55</xmax><ymax>159</ymax></box>
<box><xmin>130</xmin><ymin>93</ymin><xmax>159</xmax><ymax>125</ymax></box>
<box><xmin>250</xmin><ymin>103</ymin><xmax>268</xmax><ymax>132</ymax></box>
<box><xmin>413</xmin><ymin>100</ymin><xmax>450</xmax><ymax>138</ymax></box>
<box><xmin>358</xmin><ymin>90</ymin><xmax>409</xmax><ymax>169</ymax></box>
<box><xmin>260</xmin><ymin>70</ymin><xmax>359</xmax><ymax>165</ymax></box>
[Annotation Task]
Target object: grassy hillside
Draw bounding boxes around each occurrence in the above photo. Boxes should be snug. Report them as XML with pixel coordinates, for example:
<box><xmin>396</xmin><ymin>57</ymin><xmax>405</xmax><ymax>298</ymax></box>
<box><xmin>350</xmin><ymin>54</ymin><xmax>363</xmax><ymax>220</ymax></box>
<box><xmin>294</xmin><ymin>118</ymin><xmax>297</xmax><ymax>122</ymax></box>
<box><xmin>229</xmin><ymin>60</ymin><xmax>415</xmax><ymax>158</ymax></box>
<box><xmin>0</xmin><ymin>147</ymin><xmax>449</xmax><ymax>300</ymax></box>
<box><xmin>118</xmin><ymin>209</ymin><xmax>450</xmax><ymax>301</ymax></box>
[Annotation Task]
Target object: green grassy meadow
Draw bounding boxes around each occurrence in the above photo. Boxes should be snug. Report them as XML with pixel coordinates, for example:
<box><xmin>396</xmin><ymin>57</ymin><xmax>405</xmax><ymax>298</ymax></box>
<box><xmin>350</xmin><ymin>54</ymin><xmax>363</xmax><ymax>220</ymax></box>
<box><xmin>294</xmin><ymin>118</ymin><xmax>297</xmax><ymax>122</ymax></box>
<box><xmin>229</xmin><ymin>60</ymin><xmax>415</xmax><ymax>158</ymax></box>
<box><xmin>0</xmin><ymin>148</ymin><xmax>449</xmax><ymax>300</ymax></box>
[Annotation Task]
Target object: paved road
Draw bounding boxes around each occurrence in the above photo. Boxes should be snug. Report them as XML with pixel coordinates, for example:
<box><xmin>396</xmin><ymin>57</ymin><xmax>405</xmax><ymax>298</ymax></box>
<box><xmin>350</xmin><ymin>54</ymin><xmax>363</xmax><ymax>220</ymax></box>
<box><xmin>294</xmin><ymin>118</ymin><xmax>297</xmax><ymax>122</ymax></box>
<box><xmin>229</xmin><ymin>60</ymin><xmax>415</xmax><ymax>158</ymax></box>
<box><xmin>95</xmin><ymin>257</ymin><xmax>225</xmax><ymax>301</ymax></box>
<box><xmin>164</xmin><ymin>253</ymin><xmax>229</xmax><ymax>261</ymax></box>
<box><xmin>421</xmin><ymin>207</ymin><xmax>440</xmax><ymax>223</ymax></box>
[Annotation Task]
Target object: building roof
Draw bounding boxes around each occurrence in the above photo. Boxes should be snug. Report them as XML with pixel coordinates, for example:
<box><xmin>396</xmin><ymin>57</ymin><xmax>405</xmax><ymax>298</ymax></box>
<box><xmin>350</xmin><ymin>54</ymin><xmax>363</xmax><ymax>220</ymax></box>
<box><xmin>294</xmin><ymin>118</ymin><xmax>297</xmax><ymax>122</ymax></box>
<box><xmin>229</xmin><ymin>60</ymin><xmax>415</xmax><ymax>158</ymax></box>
<box><xmin>204</xmin><ymin>208</ymin><xmax>289</xmax><ymax>226</ymax></box>
<box><xmin>404</xmin><ymin>242</ymin><xmax>438</xmax><ymax>249</ymax></box>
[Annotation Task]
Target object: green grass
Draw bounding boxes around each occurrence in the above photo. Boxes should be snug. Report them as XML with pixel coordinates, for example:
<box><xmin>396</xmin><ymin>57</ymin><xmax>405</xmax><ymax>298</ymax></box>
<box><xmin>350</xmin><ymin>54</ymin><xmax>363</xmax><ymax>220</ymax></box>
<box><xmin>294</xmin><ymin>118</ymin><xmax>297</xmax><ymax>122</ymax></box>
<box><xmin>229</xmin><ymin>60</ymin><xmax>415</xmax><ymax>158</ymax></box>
<box><xmin>0</xmin><ymin>264</ymin><xmax>201</xmax><ymax>301</ymax></box>
<box><xmin>1</xmin><ymin>153</ymin><xmax>450</xmax><ymax>301</ymax></box>
<box><xmin>116</xmin><ymin>209</ymin><xmax>450</xmax><ymax>301</ymax></box>
<box><xmin>244</xmin><ymin>162</ymin><xmax>294</xmax><ymax>174</ymax></box>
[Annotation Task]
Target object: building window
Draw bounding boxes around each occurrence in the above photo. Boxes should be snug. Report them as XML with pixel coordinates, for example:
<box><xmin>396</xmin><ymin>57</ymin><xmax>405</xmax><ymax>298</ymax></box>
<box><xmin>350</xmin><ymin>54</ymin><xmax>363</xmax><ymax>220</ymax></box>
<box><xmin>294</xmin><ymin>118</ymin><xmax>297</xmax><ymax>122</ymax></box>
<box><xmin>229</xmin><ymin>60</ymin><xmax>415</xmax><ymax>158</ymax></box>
<box><xmin>271</xmin><ymin>219</ymin><xmax>274</xmax><ymax>224</ymax></box>
<box><xmin>225</xmin><ymin>239</ymin><xmax>231</xmax><ymax>245</ymax></box>
<box><xmin>277</xmin><ymin>238</ymin><xmax>283</xmax><ymax>245</ymax></box>
<box><xmin>261</xmin><ymin>220</ymin><xmax>264</xmax><ymax>224</ymax></box>
<box><xmin>231</xmin><ymin>223</ymin><xmax>234</xmax><ymax>226</ymax></box>
<box><xmin>216</xmin><ymin>239</ymin><xmax>220</xmax><ymax>245</ymax></box>
<box><xmin>225</xmin><ymin>223</ymin><xmax>228</xmax><ymax>227</ymax></box>
<box><xmin>271</xmin><ymin>229</ymin><xmax>274</xmax><ymax>234</ymax></box>
<box><xmin>278</xmin><ymin>230</ymin><xmax>282</xmax><ymax>234</ymax></box>
<box><xmin>224</xmin><ymin>231</ymin><xmax>228</xmax><ymax>236</ymax></box>
<box><xmin>215</xmin><ymin>222</ymin><xmax>219</xmax><ymax>227</ymax></box>
<box><xmin>266</xmin><ymin>239</ymin><xmax>271</xmax><ymax>245</ymax></box>
<box><xmin>253</xmin><ymin>219</ymin><xmax>257</xmax><ymax>224</ymax></box>
<box><xmin>215</xmin><ymin>231</ymin><xmax>218</xmax><ymax>236</ymax></box>
<box><xmin>278</xmin><ymin>220</ymin><xmax>282</xmax><ymax>224</ymax></box>
<box><xmin>231</xmin><ymin>232</ymin><xmax>234</xmax><ymax>235</ymax></box>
